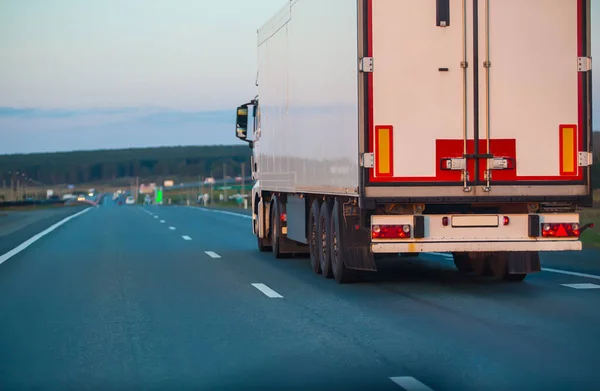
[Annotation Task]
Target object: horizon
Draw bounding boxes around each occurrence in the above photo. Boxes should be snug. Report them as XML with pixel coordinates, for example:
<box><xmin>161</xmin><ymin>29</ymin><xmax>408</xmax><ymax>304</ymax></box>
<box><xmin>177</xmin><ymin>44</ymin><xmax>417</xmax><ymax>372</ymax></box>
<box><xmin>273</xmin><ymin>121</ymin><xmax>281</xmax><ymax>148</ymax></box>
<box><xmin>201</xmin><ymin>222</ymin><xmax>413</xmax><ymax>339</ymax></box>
<box><xmin>1</xmin><ymin>0</ymin><xmax>599</xmax><ymax>154</ymax></box>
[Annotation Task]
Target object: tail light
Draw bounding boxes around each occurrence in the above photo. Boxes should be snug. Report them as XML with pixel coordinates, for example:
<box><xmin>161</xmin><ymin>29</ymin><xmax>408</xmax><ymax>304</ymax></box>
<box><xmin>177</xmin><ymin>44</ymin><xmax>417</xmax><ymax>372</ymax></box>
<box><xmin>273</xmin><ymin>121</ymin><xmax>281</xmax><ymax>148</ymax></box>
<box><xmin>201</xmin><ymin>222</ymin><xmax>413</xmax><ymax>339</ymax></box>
<box><xmin>372</xmin><ymin>224</ymin><xmax>411</xmax><ymax>239</ymax></box>
<box><xmin>503</xmin><ymin>216</ymin><xmax>510</xmax><ymax>226</ymax></box>
<box><xmin>280</xmin><ymin>213</ymin><xmax>287</xmax><ymax>223</ymax></box>
<box><xmin>541</xmin><ymin>223</ymin><xmax>580</xmax><ymax>238</ymax></box>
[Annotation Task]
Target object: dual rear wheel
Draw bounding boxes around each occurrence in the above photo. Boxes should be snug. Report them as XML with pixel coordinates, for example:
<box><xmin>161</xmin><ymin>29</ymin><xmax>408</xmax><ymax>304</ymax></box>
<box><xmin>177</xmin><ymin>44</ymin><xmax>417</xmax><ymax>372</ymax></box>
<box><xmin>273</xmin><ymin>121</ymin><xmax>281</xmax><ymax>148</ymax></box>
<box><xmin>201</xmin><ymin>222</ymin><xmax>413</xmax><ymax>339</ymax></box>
<box><xmin>453</xmin><ymin>252</ymin><xmax>533</xmax><ymax>282</ymax></box>
<box><xmin>308</xmin><ymin>199</ymin><xmax>357</xmax><ymax>283</ymax></box>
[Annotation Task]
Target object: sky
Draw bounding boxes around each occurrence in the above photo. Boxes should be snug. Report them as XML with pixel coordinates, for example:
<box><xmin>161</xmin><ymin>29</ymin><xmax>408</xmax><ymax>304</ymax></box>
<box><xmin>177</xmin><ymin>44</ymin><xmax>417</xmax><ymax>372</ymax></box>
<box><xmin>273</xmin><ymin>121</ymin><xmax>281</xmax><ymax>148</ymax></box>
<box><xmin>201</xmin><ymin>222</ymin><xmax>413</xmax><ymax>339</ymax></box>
<box><xmin>0</xmin><ymin>0</ymin><xmax>599</xmax><ymax>154</ymax></box>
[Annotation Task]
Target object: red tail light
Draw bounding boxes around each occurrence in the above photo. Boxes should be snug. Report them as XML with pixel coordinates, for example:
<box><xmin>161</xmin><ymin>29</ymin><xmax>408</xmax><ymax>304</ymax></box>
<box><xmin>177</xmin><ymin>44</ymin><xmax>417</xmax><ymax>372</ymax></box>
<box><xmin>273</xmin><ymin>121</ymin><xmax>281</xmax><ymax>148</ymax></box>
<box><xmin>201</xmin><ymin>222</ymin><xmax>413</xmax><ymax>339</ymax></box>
<box><xmin>372</xmin><ymin>224</ymin><xmax>411</xmax><ymax>239</ymax></box>
<box><xmin>503</xmin><ymin>216</ymin><xmax>510</xmax><ymax>226</ymax></box>
<box><xmin>280</xmin><ymin>213</ymin><xmax>287</xmax><ymax>222</ymax></box>
<box><xmin>541</xmin><ymin>223</ymin><xmax>580</xmax><ymax>238</ymax></box>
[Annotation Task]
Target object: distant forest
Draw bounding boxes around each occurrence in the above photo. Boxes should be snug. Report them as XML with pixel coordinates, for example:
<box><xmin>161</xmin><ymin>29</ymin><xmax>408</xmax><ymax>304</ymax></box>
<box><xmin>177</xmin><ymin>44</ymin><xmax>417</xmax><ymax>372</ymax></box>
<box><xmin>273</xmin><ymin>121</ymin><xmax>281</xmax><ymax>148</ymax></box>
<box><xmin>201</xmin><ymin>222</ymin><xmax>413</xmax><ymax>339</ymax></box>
<box><xmin>0</xmin><ymin>145</ymin><xmax>252</xmax><ymax>186</ymax></box>
<box><xmin>0</xmin><ymin>133</ymin><xmax>599</xmax><ymax>187</ymax></box>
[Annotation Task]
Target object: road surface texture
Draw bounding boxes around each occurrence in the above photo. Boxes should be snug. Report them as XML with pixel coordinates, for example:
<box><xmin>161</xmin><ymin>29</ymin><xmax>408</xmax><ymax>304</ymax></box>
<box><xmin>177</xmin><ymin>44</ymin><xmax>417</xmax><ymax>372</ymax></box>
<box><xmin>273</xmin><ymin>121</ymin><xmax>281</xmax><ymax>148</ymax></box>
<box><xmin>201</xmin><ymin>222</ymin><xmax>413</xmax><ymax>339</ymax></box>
<box><xmin>1</xmin><ymin>200</ymin><xmax>599</xmax><ymax>390</ymax></box>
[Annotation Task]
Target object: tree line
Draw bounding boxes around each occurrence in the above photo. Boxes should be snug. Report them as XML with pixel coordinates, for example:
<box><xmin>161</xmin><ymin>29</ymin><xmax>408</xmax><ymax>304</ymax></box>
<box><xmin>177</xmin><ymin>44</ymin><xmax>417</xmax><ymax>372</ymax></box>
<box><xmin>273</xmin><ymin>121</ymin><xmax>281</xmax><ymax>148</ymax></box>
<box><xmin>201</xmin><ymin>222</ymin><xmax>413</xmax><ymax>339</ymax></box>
<box><xmin>0</xmin><ymin>134</ymin><xmax>599</xmax><ymax>188</ymax></box>
<box><xmin>0</xmin><ymin>145</ymin><xmax>252</xmax><ymax>186</ymax></box>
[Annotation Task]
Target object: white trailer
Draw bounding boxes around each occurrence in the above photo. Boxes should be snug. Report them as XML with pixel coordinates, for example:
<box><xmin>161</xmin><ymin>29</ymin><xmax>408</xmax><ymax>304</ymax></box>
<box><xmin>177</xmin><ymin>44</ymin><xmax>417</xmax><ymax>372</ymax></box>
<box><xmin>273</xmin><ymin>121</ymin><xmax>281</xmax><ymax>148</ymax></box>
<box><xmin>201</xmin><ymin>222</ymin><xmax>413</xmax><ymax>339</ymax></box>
<box><xmin>234</xmin><ymin>0</ymin><xmax>594</xmax><ymax>283</ymax></box>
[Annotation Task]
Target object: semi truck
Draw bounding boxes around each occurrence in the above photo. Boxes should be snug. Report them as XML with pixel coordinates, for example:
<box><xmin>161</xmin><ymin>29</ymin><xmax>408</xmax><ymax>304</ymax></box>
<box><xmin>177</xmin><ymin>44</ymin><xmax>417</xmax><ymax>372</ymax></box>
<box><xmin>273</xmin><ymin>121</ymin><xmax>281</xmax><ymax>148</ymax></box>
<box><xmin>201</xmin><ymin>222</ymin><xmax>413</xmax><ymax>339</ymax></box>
<box><xmin>234</xmin><ymin>0</ymin><xmax>594</xmax><ymax>283</ymax></box>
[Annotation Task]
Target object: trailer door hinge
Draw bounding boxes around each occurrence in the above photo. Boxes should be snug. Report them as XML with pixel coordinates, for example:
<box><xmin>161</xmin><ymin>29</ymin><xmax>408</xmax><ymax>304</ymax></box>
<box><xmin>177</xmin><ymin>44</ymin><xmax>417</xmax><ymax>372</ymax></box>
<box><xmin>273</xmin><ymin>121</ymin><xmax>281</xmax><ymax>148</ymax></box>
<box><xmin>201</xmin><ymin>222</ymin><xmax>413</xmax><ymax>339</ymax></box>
<box><xmin>578</xmin><ymin>57</ymin><xmax>592</xmax><ymax>72</ymax></box>
<box><xmin>359</xmin><ymin>57</ymin><xmax>374</xmax><ymax>73</ymax></box>
<box><xmin>578</xmin><ymin>151</ymin><xmax>593</xmax><ymax>167</ymax></box>
<box><xmin>361</xmin><ymin>152</ymin><xmax>374</xmax><ymax>168</ymax></box>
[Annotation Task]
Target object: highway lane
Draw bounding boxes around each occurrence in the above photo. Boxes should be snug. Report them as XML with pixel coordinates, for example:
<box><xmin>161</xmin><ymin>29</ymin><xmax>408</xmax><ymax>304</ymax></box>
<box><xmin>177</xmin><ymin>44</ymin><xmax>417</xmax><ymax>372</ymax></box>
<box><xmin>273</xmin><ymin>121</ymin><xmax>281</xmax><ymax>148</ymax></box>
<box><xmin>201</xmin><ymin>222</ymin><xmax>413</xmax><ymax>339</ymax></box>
<box><xmin>0</xmin><ymin>201</ymin><xmax>599</xmax><ymax>390</ymax></box>
<box><xmin>149</xmin><ymin>205</ymin><xmax>600</xmax><ymax>390</ymax></box>
<box><xmin>0</xmin><ymin>202</ymin><xmax>401</xmax><ymax>390</ymax></box>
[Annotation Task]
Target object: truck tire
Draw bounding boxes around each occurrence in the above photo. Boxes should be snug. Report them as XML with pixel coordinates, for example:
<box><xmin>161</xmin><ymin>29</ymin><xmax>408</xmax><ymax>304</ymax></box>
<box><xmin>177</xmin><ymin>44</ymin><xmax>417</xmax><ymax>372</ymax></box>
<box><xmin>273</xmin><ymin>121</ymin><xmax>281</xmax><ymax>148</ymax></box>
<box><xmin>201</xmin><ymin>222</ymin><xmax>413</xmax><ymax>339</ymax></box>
<box><xmin>309</xmin><ymin>200</ymin><xmax>322</xmax><ymax>274</ymax></box>
<box><xmin>453</xmin><ymin>252</ymin><xmax>473</xmax><ymax>273</ymax></box>
<box><xmin>271</xmin><ymin>197</ymin><xmax>284</xmax><ymax>259</ymax></box>
<box><xmin>319</xmin><ymin>201</ymin><xmax>333</xmax><ymax>278</ymax></box>
<box><xmin>257</xmin><ymin>236</ymin><xmax>271</xmax><ymax>252</ymax></box>
<box><xmin>330</xmin><ymin>199</ymin><xmax>358</xmax><ymax>284</ymax></box>
<box><xmin>489</xmin><ymin>252</ymin><xmax>531</xmax><ymax>282</ymax></box>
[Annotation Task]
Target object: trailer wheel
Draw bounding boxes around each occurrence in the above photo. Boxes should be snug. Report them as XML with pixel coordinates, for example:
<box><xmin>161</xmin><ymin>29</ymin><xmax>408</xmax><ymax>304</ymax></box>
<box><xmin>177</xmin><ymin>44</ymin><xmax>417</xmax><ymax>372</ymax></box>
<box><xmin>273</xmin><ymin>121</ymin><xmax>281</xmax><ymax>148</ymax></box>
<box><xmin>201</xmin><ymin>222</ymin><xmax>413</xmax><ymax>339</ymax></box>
<box><xmin>257</xmin><ymin>236</ymin><xmax>271</xmax><ymax>252</ymax></box>
<box><xmin>270</xmin><ymin>197</ymin><xmax>284</xmax><ymax>259</ymax></box>
<box><xmin>452</xmin><ymin>252</ymin><xmax>472</xmax><ymax>273</ymax></box>
<box><xmin>470</xmin><ymin>253</ymin><xmax>493</xmax><ymax>276</ymax></box>
<box><xmin>504</xmin><ymin>273</ymin><xmax>527</xmax><ymax>282</ymax></box>
<box><xmin>319</xmin><ymin>201</ymin><xmax>333</xmax><ymax>278</ymax></box>
<box><xmin>330</xmin><ymin>199</ymin><xmax>358</xmax><ymax>284</ymax></box>
<box><xmin>309</xmin><ymin>200</ymin><xmax>322</xmax><ymax>274</ymax></box>
<box><xmin>489</xmin><ymin>252</ymin><xmax>529</xmax><ymax>282</ymax></box>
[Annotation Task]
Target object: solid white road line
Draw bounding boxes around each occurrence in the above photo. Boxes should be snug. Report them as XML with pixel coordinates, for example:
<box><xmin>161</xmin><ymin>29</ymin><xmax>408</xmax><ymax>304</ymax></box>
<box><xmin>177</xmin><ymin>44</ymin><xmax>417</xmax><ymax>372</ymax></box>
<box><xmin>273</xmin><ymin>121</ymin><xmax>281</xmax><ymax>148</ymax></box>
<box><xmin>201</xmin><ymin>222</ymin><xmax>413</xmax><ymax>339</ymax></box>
<box><xmin>251</xmin><ymin>283</ymin><xmax>283</xmax><ymax>298</ymax></box>
<box><xmin>542</xmin><ymin>267</ymin><xmax>600</xmax><ymax>281</ymax></box>
<box><xmin>205</xmin><ymin>251</ymin><xmax>221</xmax><ymax>259</ymax></box>
<box><xmin>0</xmin><ymin>208</ymin><xmax>91</xmax><ymax>266</ymax></box>
<box><xmin>182</xmin><ymin>235</ymin><xmax>192</xmax><ymax>241</ymax></box>
<box><xmin>390</xmin><ymin>376</ymin><xmax>435</xmax><ymax>391</ymax></box>
<box><xmin>561</xmin><ymin>283</ymin><xmax>600</xmax><ymax>289</ymax></box>
<box><xmin>169</xmin><ymin>226</ymin><xmax>176</xmax><ymax>230</ymax></box>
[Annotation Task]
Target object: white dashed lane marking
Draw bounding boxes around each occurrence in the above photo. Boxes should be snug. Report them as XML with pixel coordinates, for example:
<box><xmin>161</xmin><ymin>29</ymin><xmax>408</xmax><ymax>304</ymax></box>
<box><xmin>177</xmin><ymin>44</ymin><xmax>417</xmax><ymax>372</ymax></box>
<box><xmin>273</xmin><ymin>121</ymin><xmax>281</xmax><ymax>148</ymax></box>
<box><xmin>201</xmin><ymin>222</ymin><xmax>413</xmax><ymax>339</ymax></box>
<box><xmin>251</xmin><ymin>283</ymin><xmax>283</xmax><ymax>298</ymax></box>
<box><xmin>205</xmin><ymin>251</ymin><xmax>221</xmax><ymax>259</ymax></box>
<box><xmin>182</xmin><ymin>235</ymin><xmax>192</xmax><ymax>241</ymax></box>
<box><xmin>561</xmin><ymin>283</ymin><xmax>600</xmax><ymax>290</ymax></box>
<box><xmin>390</xmin><ymin>376</ymin><xmax>435</xmax><ymax>391</ymax></box>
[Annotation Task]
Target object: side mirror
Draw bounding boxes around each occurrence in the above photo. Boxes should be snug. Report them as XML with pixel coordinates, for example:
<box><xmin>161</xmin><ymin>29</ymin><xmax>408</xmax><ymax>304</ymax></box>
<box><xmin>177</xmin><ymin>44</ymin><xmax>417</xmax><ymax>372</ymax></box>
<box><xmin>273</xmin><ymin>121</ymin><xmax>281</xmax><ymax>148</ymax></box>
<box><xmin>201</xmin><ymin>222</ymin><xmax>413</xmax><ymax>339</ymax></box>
<box><xmin>236</xmin><ymin>105</ymin><xmax>249</xmax><ymax>140</ymax></box>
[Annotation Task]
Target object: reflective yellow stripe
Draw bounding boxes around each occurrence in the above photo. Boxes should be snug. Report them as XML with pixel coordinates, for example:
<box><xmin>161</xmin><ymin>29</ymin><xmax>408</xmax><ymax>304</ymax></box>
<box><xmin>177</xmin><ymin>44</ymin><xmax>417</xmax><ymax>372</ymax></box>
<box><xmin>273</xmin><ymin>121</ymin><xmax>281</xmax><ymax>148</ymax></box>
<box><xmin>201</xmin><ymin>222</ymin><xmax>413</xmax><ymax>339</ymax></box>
<box><xmin>561</xmin><ymin>126</ymin><xmax>575</xmax><ymax>174</ymax></box>
<box><xmin>377</xmin><ymin>128</ymin><xmax>391</xmax><ymax>175</ymax></box>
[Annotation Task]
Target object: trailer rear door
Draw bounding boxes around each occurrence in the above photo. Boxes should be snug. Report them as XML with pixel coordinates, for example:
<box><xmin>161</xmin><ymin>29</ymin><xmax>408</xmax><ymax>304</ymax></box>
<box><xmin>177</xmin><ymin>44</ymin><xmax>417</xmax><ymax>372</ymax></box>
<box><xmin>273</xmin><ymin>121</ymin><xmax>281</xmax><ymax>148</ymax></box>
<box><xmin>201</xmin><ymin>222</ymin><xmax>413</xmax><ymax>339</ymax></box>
<box><xmin>364</xmin><ymin>0</ymin><xmax>591</xmax><ymax>197</ymax></box>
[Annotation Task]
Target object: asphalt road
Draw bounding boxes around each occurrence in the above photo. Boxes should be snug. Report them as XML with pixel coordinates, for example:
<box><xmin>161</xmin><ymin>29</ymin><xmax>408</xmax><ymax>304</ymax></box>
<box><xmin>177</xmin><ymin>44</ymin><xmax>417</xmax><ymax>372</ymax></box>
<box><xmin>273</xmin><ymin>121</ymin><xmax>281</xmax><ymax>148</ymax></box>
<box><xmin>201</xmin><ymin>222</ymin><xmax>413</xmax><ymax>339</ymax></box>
<box><xmin>1</xmin><ymin>200</ymin><xmax>599</xmax><ymax>390</ymax></box>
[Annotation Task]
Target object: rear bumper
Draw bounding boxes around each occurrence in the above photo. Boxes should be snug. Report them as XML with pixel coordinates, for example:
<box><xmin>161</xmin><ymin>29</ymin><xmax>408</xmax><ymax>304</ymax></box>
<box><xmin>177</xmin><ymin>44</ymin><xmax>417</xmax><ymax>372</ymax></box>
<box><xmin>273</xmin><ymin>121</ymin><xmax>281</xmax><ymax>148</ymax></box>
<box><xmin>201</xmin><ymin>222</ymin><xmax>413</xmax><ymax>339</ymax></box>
<box><xmin>372</xmin><ymin>241</ymin><xmax>582</xmax><ymax>253</ymax></box>
<box><xmin>370</xmin><ymin>212</ymin><xmax>583</xmax><ymax>253</ymax></box>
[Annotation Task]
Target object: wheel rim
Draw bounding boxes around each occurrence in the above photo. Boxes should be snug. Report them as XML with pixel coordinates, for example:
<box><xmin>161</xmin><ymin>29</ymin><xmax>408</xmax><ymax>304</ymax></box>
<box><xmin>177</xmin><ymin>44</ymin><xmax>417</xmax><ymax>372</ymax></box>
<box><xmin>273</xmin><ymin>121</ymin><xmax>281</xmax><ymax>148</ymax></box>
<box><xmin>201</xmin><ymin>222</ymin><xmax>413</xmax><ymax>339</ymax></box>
<box><xmin>331</xmin><ymin>225</ymin><xmax>339</xmax><ymax>270</ymax></box>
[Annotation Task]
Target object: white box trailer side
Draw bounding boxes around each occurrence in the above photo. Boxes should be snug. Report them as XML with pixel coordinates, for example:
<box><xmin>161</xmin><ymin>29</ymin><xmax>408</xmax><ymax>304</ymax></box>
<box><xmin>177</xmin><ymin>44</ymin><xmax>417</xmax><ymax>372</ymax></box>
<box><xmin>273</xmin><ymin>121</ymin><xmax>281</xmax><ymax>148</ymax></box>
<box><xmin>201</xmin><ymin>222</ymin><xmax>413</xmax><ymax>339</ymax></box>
<box><xmin>253</xmin><ymin>0</ymin><xmax>361</xmax><ymax>195</ymax></box>
<box><xmin>234</xmin><ymin>0</ymin><xmax>594</xmax><ymax>284</ymax></box>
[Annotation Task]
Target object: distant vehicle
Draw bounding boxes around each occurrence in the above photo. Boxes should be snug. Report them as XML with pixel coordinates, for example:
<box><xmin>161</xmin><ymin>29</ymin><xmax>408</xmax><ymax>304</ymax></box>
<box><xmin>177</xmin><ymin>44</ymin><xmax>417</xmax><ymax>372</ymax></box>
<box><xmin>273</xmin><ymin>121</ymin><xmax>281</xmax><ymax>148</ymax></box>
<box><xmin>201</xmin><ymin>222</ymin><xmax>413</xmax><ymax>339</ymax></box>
<box><xmin>77</xmin><ymin>196</ymin><xmax>86</xmax><ymax>202</ymax></box>
<box><xmin>125</xmin><ymin>196</ymin><xmax>135</xmax><ymax>205</ymax></box>
<box><xmin>204</xmin><ymin>177</ymin><xmax>216</xmax><ymax>184</ymax></box>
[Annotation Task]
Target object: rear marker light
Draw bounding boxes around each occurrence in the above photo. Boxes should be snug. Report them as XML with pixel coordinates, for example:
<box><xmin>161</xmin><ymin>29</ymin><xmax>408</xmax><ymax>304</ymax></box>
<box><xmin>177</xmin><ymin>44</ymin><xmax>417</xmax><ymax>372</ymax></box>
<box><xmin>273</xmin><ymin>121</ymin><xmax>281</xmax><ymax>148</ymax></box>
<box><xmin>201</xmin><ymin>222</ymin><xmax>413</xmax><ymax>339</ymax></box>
<box><xmin>503</xmin><ymin>216</ymin><xmax>510</xmax><ymax>226</ymax></box>
<box><xmin>541</xmin><ymin>223</ymin><xmax>580</xmax><ymax>238</ymax></box>
<box><xmin>372</xmin><ymin>225</ymin><xmax>411</xmax><ymax>239</ymax></box>
<box><xmin>442</xmin><ymin>217</ymin><xmax>449</xmax><ymax>226</ymax></box>
<box><xmin>281</xmin><ymin>213</ymin><xmax>287</xmax><ymax>223</ymax></box>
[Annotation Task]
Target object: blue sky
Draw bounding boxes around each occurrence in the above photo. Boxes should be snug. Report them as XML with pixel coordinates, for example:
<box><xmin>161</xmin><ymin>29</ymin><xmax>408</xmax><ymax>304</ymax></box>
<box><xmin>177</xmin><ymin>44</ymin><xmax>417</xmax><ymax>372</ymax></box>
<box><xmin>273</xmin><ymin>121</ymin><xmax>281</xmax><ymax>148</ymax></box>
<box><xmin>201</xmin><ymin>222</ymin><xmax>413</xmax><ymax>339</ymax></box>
<box><xmin>0</xmin><ymin>0</ymin><xmax>599</xmax><ymax>154</ymax></box>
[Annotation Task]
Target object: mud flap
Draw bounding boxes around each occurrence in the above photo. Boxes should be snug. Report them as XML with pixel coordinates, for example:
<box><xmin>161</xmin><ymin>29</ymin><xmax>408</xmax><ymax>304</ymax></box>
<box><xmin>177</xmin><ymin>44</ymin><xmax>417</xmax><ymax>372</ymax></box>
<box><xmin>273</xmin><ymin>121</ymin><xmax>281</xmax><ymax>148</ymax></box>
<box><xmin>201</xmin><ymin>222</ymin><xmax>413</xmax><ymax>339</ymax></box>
<box><xmin>337</xmin><ymin>212</ymin><xmax>377</xmax><ymax>272</ymax></box>
<box><xmin>506</xmin><ymin>251</ymin><xmax>541</xmax><ymax>274</ymax></box>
